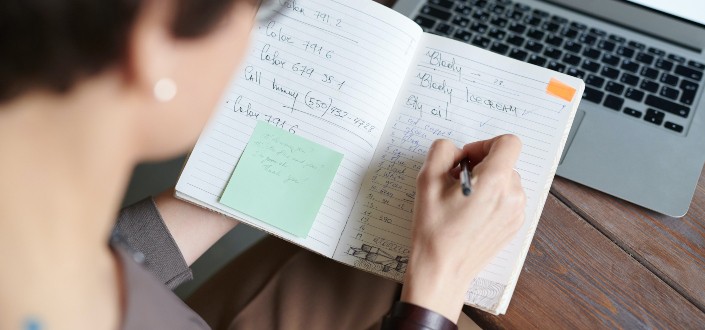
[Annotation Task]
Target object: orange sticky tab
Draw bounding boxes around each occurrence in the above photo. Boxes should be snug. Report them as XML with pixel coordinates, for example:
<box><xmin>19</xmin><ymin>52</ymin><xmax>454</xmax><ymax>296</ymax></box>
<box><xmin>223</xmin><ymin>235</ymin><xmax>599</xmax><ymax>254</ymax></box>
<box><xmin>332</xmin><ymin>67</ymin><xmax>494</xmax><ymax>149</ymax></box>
<box><xmin>546</xmin><ymin>78</ymin><xmax>576</xmax><ymax>102</ymax></box>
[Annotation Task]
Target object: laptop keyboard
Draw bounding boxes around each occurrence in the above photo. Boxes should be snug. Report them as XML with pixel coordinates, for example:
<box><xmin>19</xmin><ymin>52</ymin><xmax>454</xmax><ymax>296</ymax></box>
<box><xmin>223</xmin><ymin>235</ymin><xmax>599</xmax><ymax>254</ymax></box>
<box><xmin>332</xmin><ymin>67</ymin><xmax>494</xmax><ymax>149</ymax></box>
<box><xmin>414</xmin><ymin>0</ymin><xmax>704</xmax><ymax>134</ymax></box>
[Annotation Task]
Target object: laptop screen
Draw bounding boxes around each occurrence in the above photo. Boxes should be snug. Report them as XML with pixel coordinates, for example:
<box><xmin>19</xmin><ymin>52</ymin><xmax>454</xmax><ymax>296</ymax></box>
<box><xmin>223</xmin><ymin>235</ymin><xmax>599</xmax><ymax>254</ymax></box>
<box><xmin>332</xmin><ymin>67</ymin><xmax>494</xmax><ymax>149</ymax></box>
<box><xmin>624</xmin><ymin>0</ymin><xmax>705</xmax><ymax>26</ymax></box>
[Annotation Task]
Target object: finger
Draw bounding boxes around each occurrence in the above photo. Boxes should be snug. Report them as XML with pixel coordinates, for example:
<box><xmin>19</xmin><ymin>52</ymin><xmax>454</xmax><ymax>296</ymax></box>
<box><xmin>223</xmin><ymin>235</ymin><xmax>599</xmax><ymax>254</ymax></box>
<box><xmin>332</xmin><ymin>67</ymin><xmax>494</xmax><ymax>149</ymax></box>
<box><xmin>419</xmin><ymin>139</ymin><xmax>463</xmax><ymax>180</ymax></box>
<box><xmin>462</xmin><ymin>135</ymin><xmax>522</xmax><ymax>172</ymax></box>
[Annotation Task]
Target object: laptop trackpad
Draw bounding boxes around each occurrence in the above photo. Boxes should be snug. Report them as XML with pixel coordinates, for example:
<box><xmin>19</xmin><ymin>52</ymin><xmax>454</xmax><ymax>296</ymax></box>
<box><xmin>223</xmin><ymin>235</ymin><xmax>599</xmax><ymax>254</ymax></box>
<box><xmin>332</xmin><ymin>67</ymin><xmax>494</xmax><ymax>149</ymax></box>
<box><xmin>559</xmin><ymin>110</ymin><xmax>586</xmax><ymax>165</ymax></box>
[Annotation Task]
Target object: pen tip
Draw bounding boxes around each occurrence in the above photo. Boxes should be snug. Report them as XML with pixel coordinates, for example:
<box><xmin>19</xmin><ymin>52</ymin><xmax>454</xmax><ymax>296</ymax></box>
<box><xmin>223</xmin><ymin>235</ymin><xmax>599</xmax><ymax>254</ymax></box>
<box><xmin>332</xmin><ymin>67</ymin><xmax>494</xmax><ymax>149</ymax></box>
<box><xmin>462</xmin><ymin>187</ymin><xmax>472</xmax><ymax>196</ymax></box>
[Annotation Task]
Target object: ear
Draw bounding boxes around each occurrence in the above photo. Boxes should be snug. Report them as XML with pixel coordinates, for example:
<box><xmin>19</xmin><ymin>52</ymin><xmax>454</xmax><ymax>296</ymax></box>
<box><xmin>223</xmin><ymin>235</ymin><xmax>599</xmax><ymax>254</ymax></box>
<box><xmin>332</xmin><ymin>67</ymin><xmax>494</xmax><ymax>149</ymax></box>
<box><xmin>122</xmin><ymin>0</ymin><xmax>177</xmax><ymax>101</ymax></box>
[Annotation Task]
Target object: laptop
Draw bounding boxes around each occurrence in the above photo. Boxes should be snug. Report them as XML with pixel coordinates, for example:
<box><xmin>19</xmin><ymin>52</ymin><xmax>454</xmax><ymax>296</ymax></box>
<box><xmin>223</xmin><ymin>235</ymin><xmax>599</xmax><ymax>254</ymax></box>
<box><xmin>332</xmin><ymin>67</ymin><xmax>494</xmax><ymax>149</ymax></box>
<box><xmin>394</xmin><ymin>0</ymin><xmax>705</xmax><ymax>217</ymax></box>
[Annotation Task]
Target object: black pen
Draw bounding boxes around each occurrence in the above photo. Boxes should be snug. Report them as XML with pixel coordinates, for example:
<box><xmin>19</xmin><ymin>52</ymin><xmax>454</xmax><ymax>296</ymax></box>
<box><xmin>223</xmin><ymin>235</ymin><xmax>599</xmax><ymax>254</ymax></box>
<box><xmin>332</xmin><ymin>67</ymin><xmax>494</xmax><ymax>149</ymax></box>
<box><xmin>460</xmin><ymin>159</ymin><xmax>472</xmax><ymax>196</ymax></box>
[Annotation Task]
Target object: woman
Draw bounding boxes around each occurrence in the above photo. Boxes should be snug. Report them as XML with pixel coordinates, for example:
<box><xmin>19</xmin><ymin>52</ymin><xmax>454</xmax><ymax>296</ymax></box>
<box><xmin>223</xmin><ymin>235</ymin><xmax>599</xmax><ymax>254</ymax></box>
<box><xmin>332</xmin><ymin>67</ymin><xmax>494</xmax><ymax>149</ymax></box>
<box><xmin>0</xmin><ymin>0</ymin><xmax>525</xmax><ymax>329</ymax></box>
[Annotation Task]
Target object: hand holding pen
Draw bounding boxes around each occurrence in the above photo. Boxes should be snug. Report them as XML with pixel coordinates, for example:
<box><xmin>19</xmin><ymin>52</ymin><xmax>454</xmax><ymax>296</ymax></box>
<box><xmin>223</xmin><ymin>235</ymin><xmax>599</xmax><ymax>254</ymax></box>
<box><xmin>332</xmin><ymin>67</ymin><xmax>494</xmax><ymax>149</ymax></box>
<box><xmin>402</xmin><ymin>135</ymin><xmax>526</xmax><ymax>322</ymax></box>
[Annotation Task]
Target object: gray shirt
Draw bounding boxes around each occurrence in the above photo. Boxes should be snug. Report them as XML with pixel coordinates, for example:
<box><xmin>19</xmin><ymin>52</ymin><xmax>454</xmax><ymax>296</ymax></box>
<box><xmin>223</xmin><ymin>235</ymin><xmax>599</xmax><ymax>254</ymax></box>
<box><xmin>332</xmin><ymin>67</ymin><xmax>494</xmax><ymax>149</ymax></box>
<box><xmin>113</xmin><ymin>198</ymin><xmax>208</xmax><ymax>329</ymax></box>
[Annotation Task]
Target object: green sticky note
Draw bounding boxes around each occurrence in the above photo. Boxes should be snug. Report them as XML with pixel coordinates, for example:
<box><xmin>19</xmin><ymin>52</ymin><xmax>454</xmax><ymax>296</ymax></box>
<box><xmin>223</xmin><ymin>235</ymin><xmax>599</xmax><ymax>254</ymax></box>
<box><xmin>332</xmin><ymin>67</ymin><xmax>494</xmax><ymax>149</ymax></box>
<box><xmin>220</xmin><ymin>122</ymin><xmax>343</xmax><ymax>237</ymax></box>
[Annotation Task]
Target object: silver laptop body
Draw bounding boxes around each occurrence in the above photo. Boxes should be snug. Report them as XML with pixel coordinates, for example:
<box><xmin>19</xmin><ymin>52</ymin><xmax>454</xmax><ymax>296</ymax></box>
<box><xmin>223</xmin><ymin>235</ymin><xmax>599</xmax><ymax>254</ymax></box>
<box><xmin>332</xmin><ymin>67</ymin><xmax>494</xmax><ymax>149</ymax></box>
<box><xmin>394</xmin><ymin>0</ymin><xmax>705</xmax><ymax>217</ymax></box>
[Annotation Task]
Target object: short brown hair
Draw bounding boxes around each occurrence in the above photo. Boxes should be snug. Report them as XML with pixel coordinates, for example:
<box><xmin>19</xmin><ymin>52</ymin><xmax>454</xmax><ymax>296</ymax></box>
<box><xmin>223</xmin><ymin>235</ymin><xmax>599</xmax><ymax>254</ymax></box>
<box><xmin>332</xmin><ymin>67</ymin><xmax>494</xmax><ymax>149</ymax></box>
<box><xmin>0</xmin><ymin>0</ymin><xmax>237</xmax><ymax>102</ymax></box>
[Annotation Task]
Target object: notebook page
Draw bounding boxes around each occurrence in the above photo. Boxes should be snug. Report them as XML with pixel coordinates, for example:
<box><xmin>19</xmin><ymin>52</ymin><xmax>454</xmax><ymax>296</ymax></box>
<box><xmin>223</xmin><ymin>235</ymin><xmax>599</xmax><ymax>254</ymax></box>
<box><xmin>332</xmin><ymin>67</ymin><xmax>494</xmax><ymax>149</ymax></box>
<box><xmin>176</xmin><ymin>0</ymin><xmax>422</xmax><ymax>257</ymax></box>
<box><xmin>333</xmin><ymin>33</ymin><xmax>583</xmax><ymax>313</ymax></box>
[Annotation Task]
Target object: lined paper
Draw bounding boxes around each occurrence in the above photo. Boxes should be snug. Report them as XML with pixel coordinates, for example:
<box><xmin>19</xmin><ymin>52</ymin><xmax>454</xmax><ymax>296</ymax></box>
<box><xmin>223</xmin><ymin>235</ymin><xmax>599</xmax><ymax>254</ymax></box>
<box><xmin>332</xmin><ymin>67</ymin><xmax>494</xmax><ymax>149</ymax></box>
<box><xmin>176</xmin><ymin>0</ymin><xmax>422</xmax><ymax>257</ymax></box>
<box><xmin>333</xmin><ymin>33</ymin><xmax>583</xmax><ymax>313</ymax></box>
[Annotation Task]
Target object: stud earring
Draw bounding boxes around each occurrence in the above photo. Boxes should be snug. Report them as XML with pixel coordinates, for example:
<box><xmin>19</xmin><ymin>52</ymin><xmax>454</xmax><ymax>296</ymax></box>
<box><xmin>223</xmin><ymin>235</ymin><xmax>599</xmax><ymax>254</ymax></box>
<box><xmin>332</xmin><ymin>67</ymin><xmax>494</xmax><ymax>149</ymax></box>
<box><xmin>154</xmin><ymin>78</ymin><xmax>177</xmax><ymax>102</ymax></box>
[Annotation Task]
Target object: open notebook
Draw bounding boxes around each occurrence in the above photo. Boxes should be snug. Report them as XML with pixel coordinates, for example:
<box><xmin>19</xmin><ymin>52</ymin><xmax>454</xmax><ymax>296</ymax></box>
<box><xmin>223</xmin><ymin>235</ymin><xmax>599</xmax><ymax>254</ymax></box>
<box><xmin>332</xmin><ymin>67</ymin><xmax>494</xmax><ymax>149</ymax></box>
<box><xmin>176</xmin><ymin>0</ymin><xmax>583</xmax><ymax>314</ymax></box>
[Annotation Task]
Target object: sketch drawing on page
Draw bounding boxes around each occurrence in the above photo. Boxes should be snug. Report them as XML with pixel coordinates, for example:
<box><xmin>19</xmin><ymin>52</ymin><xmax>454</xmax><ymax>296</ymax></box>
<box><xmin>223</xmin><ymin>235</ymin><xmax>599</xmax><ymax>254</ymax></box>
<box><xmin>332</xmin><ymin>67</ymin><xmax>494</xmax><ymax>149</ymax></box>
<box><xmin>347</xmin><ymin>244</ymin><xmax>408</xmax><ymax>281</ymax></box>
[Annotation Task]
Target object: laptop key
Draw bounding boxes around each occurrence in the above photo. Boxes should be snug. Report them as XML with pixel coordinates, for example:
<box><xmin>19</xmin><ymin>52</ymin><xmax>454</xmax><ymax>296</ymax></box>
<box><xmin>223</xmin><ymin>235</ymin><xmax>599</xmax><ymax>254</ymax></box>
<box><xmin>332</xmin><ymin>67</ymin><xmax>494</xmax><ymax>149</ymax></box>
<box><xmin>506</xmin><ymin>35</ymin><xmax>525</xmax><ymax>46</ymax></box>
<box><xmin>598</xmin><ymin>40</ymin><xmax>616</xmax><ymax>52</ymax></box>
<box><xmin>453</xmin><ymin>30</ymin><xmax>473</xmax><ymax>42</ymax></box>
<box><xmin>452</xmin><ymin>16</ymin><xmax>470</xmax><ymax>28</ymax></box>
<box><xmin>647</xmin><ymin>47</ymin><xmax>666</xmax><ymax>57</ymax></box>
<box><xmin>547</xmin><ymin>61</ymin><xmax>566</xmax><ymax>72</ymax></box>
<box><xmin>628</xmin><ymin>40</ymin><xmax>646</xmax><ymax>50</ymax></box>
<box><xmin>655</xmin><ymin>59</ymin><xmax>674</xmax><ymax>71</ymax></box>
<box><xmin>644</xmin><ymin>109</ymin><xmax>665</xmax><ymax>125</ymax></box>
<box><xmin>578</xmin><ymin>33</ymin><xmax>597</xmax><ymax>46</ymax></box>
<box><xmin>561</xmin><ymin>27</ymin><xmax>579</xmax><ymax>39</ymax></box>
<box><xmin>600</xmin><ymin>66</ymin><xmax>620</xmax><ymax>79</ymax></box>
<box><xmin>616</xmin><ymin>46</ymin><xmax>635</xmax><ymax>59</ymax></box>
<box><xmin>563</xmin><ymin>53</ymin><xmax>581</xmax><ymax>65</ymax></box>
<box><xmin>605</xmin><ymin>81</ymin><xmax>625</xmax><ymax>95</ymax></box>
<box><xmin>428</xmin><ymin>0</ymin><xmax>454</xmax><ymax>8</ymax></box>
<box><xmin>623</xmin><ymin>107</ymin><xmax>642</xmax><ymax>118</ymax></box>
<box><xmin>472</xmin><ymin>10</ymin><xmax>491</xmax><ymax>21</ymax></box>
<box><xmin>506</xmin><ymin>10</ymin><xmax>524</xmax><ymax>20</ymax></box>
<box><xmin>680</xmin><ymin>79</ymin><xmax>699</xmax><ymax>91</ymax></box>
<box><xmin>601</xmin><ymin>54</ymin><xmax>620</xmax><ymax>66</ymax></box>
<box><xmin>585</xmin><ymin>74</ymin><xmax>605</xmax><ymax>88</ymax></box>
<box><xmin>470</xmin><ymin>22</ymin><xmax>489</xmax><ymax>34</ymax></box>
<box><xmin>544</xmin><ymin>47</ymin><xmax>563</xmax><ymax>59</ymax></box>
<box><xmin>490</xmin><ymin>16</ymin><xmax>509</xmax><ymax>28</ymax></box>
<box><xmin>526</xmin><ymin>28</ymin><xmax>545</xmax><ymax>40</ymax></box>
<box><xmin>625</xmin><ymin>88</ymin><xmax>645</xmax><ymax>102</ymax></box>
<box><xmin>640</xmin><ymin>80</ymin><xmax>659</xmax><ymax>93</ymax></box>
<box><xmin>566</xmin><ymin>67</ymin><xmax>586</xmax><ymax>79</ymax></box>
<box><xmin>571</xmin><ymin>21</ymin><xmax>587</xmax><ymax>30</ymax></box>
<box><xmin>532</xmin><ymin>9</ymin><xmax>550</xmax><ymax>18</ymax></box>
<box><xmin>551</xmin><ymin>15</ymin><xmax>569</xmax><ymax>24</ymax></box>
<box><xmin>583</xmin><ymin>47</ymin><xmax>601</xmax><ymax>59</ymax></box>
<box><xmin>524</xmin><ymin>15</ymin><xmax>543</xmax><ymax>26</ymax></box>
<box><xmin>620</xmin><ymin>60</ymin><xmax>640</xmax><ymax>73</ymax></box>
<box><xmin>688</xmin><ymin>60</ymin><xmax>705</xmax><ymax>70</ymax></box>
<box><xmin>645</xmin><ymin>94</ymin><xmax>690</xmax><ymax>117</ymax></box>
<box><xmin>474</xmin><ymin>0</ymin><xmax>488</xmax><ymax>8</ymax></box>
<box><xmin>487</xmin><ymin>28</ymin><xmax>506</xmax><ymax>40</ymax></box>
<box><xmin>583</xmin><ymin>86</ymin><xmax>605</xmax><ymax>103</ymax></box>
<box><xmin>542</xmin><ymin>22</ymin><xmax>561</xmax><ymax>33</ymax></box>
<box><xmin>589</xmin><ymin>27</ymin><xmax>606</xmax><ymax>37</ymax></box>
<box><xmin>491</xmin><ymin>5</ymin><xmax>507</xmax><ymax>15</ymax></box>
<box><xmin>528</xmin><ymin>54</ymin><xmax>548</xmax><ymax>66</ymax></box>
<box><xmin>608</xmin><ymin>34</ymin><xmax>626</xmax><ymax>43</ymax></box>
<box><xmin>603</xmin><ymin>94</ymin><xmax>624</xmax><ymax>111</ymax></box>
<box><xmin>454</xmin><ymin>4</ymin><xmax>473</xmax><ymax>16</ymax></box>
<box><xmin>508</xmin><ymin>22</ymin><xmax>526</xmax><ymax>34</ymax></box>
<box><xmin>667</xmin><ymin>54</ymin><xmax>686</xmax><ymax>63</ymax></box>
<box><xmin>665</xmin><ymin>122</ymin><xmax>684</xmax><ymax>133</ymax></box>
<box><xmin>564</xmin><ymin>40</ymin><xmax>582</xmax><ymax>53</ymax></box>
<box><xmin>525</xmin><ymin>40</ymin><xmax>543</xmax><ymax>52</ymax></box>
<box><xmin>514</xmin><ymin>3</ymin><xmax>531</xmax><ymax>11</ymax></box>
<box><xmin>582</xmin><ymin>60</ymin><xmax>601</xmax><ymax>73</ymax></box>
<box><xmin>415</xmin><ymin>16</ymin><xmax>436</xmax><ymax>29</ymax></box>
<box><xmin>640</xmin><ymin>67</ymin><xmax>659</xmax><ymax>80</ymax></box>
<box><xmin>635</xmin><ymin>52</ymin><xmax>654</xmax><ymax>65</ymax></box>
<box><xmin>680</xmin><ymin>80</ymin><xmax>699</xmax><ymax>105</ymax></box>
<box><xmin>660</xmin><ymin>86</ymin><xmax>680</xmax><ymax>100</ymax></box>
<box><xmin>489</xmin><ymin>41</ymin><xmax>510</xmax><ymax>55</ymax></box>
<box><xmin>660</xmin><ymin>73</ymin><xmax>679</xmax><ymax>86</ymax></box>
<box><xmin>436</xmin><ymin>23</ymin><xmax>454</xmax><ymax>35</ymax></box>
<box><xmin>545</xmin><ymin>35</ymin><xmax>564</xmax><ymax>47</ymax></box>
<box><xmin>508</xmin><ymin>48</ymin><xmax>529</xmax><ymax>61</ymax></box>
<box><xmin>674</xmin><ymin>64</ymin><xmax>703</xmax><ymax>81</ymax></box>
<box><xmin>421</xmin><ymin>6</ymin><xmax>452</xmax><ymax>20</ymax></box>
<box><xmin>472</xmin><ymin>36</ymin><xmax>491</xmax><ymax>49</ymax></box>
<box><xmin>620</xmin><ymin>72</ymin><xmax>640</xmax><ymax>86</ymax></box>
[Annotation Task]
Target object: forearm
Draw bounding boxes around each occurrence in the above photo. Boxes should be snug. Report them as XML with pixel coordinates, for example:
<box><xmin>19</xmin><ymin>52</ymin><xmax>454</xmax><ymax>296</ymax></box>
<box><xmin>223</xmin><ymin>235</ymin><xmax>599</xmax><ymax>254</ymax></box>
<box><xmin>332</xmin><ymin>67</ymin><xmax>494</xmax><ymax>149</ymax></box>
<box><xmin>154</xmin><ymin>189</ymin><xmax>238</xmax><ymax>266</ymax></box>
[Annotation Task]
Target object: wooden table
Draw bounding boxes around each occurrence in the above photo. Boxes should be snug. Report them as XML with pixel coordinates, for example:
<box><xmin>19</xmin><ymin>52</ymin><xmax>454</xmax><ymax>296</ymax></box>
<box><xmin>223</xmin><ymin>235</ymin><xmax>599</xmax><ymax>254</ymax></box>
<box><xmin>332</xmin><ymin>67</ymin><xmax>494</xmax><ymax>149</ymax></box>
<box><xmin>376</xmin><ymin>0</ymin><xmax>705</xmax><ymax>328</ymax></box>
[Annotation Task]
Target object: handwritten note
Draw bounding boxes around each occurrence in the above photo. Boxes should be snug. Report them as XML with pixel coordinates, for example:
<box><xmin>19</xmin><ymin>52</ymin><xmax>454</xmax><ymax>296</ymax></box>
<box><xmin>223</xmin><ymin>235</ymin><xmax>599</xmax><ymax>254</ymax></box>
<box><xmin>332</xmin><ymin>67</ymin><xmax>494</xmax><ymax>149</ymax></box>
<box><xmin>176</xmin><ymin>0</ymin><xmax>422</xmax><ymax>256</ymax></box>
<box><xmin>220</xmin><ymin>122</ymin><xmax>343</xmax><ymax>237</ymax></box>
<box><xmin>333</xmin><ymin>33</ymin><xmax>582</xmax><ymax>313</ymax></box>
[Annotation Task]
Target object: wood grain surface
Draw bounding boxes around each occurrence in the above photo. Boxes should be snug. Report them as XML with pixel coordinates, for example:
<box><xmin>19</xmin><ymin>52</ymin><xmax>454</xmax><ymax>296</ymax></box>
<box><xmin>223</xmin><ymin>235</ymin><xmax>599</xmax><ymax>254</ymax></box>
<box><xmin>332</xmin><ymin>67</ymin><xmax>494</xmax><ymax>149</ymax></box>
<box><xmin>551</xmin><ymin>169</ymin><xmax>705</xmax><ymax>312</ymax></box>
<box><xmin>464</xmin><ymin>195</ymin><xmax>705</xmax><ymax>329</ymax></box>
